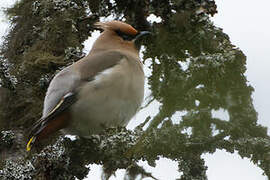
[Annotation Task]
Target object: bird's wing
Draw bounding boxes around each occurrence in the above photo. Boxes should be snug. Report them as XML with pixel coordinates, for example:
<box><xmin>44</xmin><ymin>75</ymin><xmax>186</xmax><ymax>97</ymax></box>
<box><xmin>28</xmin><ymin>92</ymin><xmax>77</xmax><ymax>138</ymax></box>
<box><xmin>27</xmin><ymin>51</ymin><xmax>125</xmax><ymax>151</ymax></box>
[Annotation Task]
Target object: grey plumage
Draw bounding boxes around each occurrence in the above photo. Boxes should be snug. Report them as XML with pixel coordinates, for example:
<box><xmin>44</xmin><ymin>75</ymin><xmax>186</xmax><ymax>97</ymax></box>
<box><xmin>27</xmin><ymin>20</ymin><xmax>148</xmax><ymax>151</ymax></box>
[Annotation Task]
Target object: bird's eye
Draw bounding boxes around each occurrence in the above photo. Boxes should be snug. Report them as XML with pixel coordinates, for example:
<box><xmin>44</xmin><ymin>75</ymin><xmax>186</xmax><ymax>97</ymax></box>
<box><xmin>115</xmin><ymin>29</ymin><xmax>135</xmax><ymax>41</ymax></box>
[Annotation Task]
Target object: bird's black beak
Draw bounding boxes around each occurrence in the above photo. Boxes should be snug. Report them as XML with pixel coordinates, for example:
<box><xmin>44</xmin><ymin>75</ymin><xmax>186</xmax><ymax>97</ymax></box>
<box><xmin>134</xmin><ymin>31</ymin><xmax>151</xmax><ymax>50</ymax></box>
<box><xmin>134</xmin><ymin>31</ymin><xmax>151</xmax><ymax>42</ymax></box>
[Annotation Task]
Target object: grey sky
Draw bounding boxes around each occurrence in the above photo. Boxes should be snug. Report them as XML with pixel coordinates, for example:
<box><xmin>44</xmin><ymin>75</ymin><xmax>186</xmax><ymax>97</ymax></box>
<box><xmin>0</xmin><ymin>0</ymin><xmax>269</xmax><ymax>179</ymax></box>
<box><xmin>205</xmin><ymin>1</ymin><xmax>269</xmax><ymax>179</ymax></box>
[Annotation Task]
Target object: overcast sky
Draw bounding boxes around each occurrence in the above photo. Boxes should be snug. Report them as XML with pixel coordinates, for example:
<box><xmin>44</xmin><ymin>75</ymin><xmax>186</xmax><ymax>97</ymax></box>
<box><xmin>1</xmin><ymin>0</ymin><xmax>269</xmax><ymax>180</ymax></box>
<box><xmin>205</xmin><ymin>1</ymin><xmax>270</xmax><ymax>179</ymax></box>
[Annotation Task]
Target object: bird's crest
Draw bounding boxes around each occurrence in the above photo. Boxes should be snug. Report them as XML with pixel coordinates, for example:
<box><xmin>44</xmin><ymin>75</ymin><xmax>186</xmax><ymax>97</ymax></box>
<box><xmin>95</xmin><ymin>21</ymin><xmax>138</xmax><ymax>36</ymax></box>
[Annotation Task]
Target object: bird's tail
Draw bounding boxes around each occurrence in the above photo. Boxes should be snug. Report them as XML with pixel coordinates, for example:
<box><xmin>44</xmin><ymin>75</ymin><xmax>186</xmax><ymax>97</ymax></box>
<box><xmin>26</xmin><ymin>92</ymin><xmax>76</xmax><ymax>151</ymax></box>
<box><xmin>26</xmin><ymin>112</ymin><xmax>70</xmax><ymax>151</ymax></box>
<box><xmin>26</xmin><ymin>117</ymin><xmax>50</xmax><ymax>151</ymax></box>
<box><xmin>26</xmin><ymin>136</ymin><xmax>36</xmax><ymax>151</ymax></box>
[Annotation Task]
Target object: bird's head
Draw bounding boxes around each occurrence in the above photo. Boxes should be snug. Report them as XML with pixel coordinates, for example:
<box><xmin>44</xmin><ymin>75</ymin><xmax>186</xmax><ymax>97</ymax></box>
<box><xmin>92</xmin><ymin>20</ymin><xmax>150</xmax><ymax>53</ymax></box>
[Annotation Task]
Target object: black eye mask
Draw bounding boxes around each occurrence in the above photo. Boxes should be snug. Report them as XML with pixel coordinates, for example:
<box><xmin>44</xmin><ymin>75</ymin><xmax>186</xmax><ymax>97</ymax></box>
<box><xmin>115</xmin><ymin>29</ymin><xmax>136</xmax><ymax>41</ymax></box>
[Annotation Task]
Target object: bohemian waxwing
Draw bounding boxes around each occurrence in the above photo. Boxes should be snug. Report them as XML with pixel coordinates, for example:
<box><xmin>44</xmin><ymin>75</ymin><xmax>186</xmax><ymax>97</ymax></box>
<box><xmin>26</xmin><ymin>20</ymin><xmax>150</xmax><ymax>151</ymax></box>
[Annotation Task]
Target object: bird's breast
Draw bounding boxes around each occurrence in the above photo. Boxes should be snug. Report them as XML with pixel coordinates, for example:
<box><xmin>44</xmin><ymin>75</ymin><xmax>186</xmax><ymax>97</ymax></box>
<box><xmin>67</xmin><ymin>57</ymin><xmax>144</xmax><ymax>137</ymax></box>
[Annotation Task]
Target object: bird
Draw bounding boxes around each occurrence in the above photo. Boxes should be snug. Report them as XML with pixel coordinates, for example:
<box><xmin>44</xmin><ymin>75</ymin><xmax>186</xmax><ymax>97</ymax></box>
<box><xmin>26</xmin><ymin>20</ymin><xmax>150</xmax><ymax>151</ymax></box>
